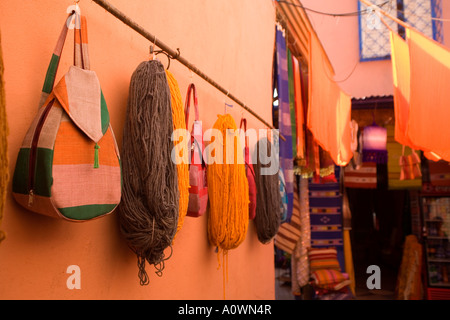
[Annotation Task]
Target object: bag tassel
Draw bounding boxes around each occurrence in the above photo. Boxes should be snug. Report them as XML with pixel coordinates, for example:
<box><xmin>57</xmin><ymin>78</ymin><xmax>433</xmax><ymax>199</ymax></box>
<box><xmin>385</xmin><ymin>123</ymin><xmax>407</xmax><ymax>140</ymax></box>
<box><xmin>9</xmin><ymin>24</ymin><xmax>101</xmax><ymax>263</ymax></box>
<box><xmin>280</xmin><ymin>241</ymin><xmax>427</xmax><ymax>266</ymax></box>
<box><xmin>94</xmin><ymin>143</ymin><xmax>100</xmax><ymax>168</ymax></box>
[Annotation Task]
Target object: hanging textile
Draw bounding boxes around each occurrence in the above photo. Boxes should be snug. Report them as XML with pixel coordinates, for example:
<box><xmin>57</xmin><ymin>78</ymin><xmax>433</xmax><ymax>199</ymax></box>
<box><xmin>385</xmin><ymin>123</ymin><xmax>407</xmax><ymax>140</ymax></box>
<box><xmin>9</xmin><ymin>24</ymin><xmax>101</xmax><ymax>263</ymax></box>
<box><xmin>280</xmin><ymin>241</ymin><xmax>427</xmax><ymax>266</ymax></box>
<box><xmin>118</xmin><ymin>60</ymin><xmax>179</xmax><ymax>285</ymax></box>
<box><xmin>395</xmin><ymin>235</ymin><xmax>423</xmax><ymax>300</ymax></box>
<box><xmin>292</xmin><ymin>55</ymin><xmax>305</xmax><ymax>160</ymax></box>
<box><xmin>0</xmin><ymin>29</ymin><xmax>7</xmax><ymax>244</ymax></box>
<box><xmin>344</xmin><ymin>162</ymin><xmax>377</xmax><ymax>189</ymax></box>
<box><xmin>253</xmin><ymin>137</ymin><xmax>281</xmax><ymax>244</ymax></box>
<box><xmin>406</xmin><ymin>28</ymin><xmax>450</xmax><ymax>161</ymax></box>
<box><xmin>291</xmin><ymin>177</ymin><xmax>311</xmax><ymax>294</ymax></box>
<box><xmin>308</xmin><ymin>169</ymin><xmax>345</xmax><ymax>270</ymax></box>
<box><xmin>287</xmin><ymin>49</ymin><xmax>297</xmax><ymax>158</ymax></box>
<box><xmin>275</xmin><ymin>25</ymin><xmax>294</xmax><ymax>223</ymax></box>
<box><xmin>342</xmin><ymin>188</ymin><xmax>355</xmax><ymax>296</ymax></box>
<box><xmin>389</xmin><ymin>31</ymin><xmax>416</xmax><ymax>149</ymax></box>
<box><xmin>386</xmin><ymin>125</ymin><xmax>421</xmax><ymax>190</ymax></box>
<box><xmin>307</xmin><ymin>31</ymin><xmax>352</xmax><ymax>166</ymax></box>
<box><xmin>166</xmin><ymin>70</ymin><xmax>189</xmax><ymax>238</ymax></box>
<box><xmin>274</xmin><ymin>176</ymin><xmax>301</xmax><ymax>254</ymax></box>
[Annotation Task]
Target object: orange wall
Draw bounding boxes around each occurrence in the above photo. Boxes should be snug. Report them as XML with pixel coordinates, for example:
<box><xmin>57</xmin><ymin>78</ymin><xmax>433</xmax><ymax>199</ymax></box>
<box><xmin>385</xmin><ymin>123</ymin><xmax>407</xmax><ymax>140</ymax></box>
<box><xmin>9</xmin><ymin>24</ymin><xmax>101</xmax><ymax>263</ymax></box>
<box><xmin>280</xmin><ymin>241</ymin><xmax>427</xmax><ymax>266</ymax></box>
<box><xmin>0</xmin><ymin>0</ymin><xmax>276</xmax><ymax>299</ymax></box>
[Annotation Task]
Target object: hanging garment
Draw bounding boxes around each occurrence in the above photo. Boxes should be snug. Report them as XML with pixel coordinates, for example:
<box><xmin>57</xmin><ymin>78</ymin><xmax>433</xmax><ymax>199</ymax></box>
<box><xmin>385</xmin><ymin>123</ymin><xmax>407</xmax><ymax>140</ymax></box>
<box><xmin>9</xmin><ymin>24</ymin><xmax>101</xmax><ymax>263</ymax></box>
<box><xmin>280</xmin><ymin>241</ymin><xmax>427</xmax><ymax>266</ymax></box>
<box><xmin>12</xmin><ymin>13</ymin><xmax>122</xmax><ymax>221</ymax></box>
<box><xmin>274</xmin><ymin>176</ymin><xmax>301</xmax><ymax>254</ymax></box>
<box><xmin>343</xmin><ymin>162</ymin><xmax>377</xmax><ymax>189</ymax></box>
<box><xmin>395</xmin><ymin>235</ymin><xmax>423</xmax><ymax>300</ymax></box>
<box><xmin>292</xmin><ymin>177</ymin><xmax>311</xmax><ymax>290</ymax></box>
<box><xmin>292</xmin><ymin>55</ymin><xmax>305</xmax><ymax>160</ymax></box>
<box><xmin>275</xmin><ymin>26</ymin><xmax>294</xmax><ymax>223</ymax></box>
<box><xmin>406</xmin><ymin>28</ymin><xmax>450</xmax><ymax>161</ymax></box>
<box><xmin>389</xmin><ymin>31</ymin><xmax>416</xmax><ymax>149</ymax></box>
<box><xmin>279</xmin><ymin>168</ymin><xmax>288</xmax><ymax>222</ymax></box>
<box><xmin>0</xmin><ymin>29</ymin><xmax>7</xmax><ymax>244</ymax></box>
<box><xmin>287</xmin><ymin>49</ymin><xmax>297</xmax><ymax>158</ymax></box>
<box><xmin>166</xmin><ymin>70</ymin><xmax>189</xmax><ymax>236</ymax></box>
<box><xmin>253</xmin><ymin>137</ymin><xmax>281</xmax><ymax>244</ymax></box>
<box><xmin>118</xmin><ymin>59</ymin><xmax>179</xmax><ymax>286</ymax></box>
<box><xmin>307</xmin><ymin>30</ymin><xmax>352</xmax><ymax>166</ymax></box>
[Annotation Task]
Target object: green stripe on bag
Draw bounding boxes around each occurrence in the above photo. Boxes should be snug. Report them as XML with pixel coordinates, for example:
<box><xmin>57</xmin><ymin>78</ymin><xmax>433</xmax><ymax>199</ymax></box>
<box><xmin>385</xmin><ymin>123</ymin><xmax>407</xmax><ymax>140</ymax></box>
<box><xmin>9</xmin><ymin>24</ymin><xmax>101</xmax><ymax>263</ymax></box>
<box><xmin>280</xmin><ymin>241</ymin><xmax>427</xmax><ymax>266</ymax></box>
<box><xmin>42</xmin><ymin>54</ymin><xmax>60</xmax><ymax>94</ymax></box>
<box><xmin>59</xmin><ymin>203</ymin><xmax>117</xmax><ymax>220</ymax></box>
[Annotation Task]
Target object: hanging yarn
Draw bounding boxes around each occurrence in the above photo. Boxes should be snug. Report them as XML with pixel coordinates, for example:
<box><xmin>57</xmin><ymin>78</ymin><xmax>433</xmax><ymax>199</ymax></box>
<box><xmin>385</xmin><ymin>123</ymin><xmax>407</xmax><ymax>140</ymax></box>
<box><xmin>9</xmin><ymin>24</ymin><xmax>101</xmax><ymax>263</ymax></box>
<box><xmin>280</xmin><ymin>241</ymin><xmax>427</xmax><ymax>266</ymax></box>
<box><xmin>207</xmin><ymin>114</ymin><xmax>249</xmax><ymax>298</ymax></box>
<box><xmin>252</xmin><ymin>137</ymin><xmax>281</xmax><ymax>244</ymax></box>
<box><xmin>0</xmin><ymin>30</ymin><xmax>8</xmax><ymax>244</ymax></box>
<box><xmin>166</xmin><ymin>70</ymin><xmax>189</xmax><ymax>238</ymax></box>
<box><xmin>118</xmin><ymin>60</ymin><xmax>179</xmax><ymax>285</ymax></box>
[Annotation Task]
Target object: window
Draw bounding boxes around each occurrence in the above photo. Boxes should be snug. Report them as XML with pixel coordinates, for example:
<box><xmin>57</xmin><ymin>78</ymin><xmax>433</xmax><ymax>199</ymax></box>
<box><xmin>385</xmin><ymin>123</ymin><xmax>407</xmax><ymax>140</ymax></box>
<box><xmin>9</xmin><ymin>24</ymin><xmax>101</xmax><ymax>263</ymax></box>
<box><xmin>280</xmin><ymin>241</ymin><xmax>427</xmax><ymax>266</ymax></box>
<box><xmin>358</xmin><ymin>0</ymin><xmax>443</xmax><ymax>61</ymax></box>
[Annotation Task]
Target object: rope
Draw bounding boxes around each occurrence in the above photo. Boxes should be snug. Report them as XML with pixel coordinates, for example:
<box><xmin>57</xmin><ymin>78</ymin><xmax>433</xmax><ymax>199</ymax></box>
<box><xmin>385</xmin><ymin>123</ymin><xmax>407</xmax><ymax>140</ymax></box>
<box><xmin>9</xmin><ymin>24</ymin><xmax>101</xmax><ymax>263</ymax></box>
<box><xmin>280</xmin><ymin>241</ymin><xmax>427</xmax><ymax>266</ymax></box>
<box><xmin>0</xmin><ymin>30</ymin><xmax>8</xmax><ymax>244</ymax></box>
<box><xmin>206</xmin><ymin>113</ymin><xmax>249</xmax><ymax>299</ymax></box>
<box><xmin>118</xmin><ymin>60</ymin><xmax>179</xmax><ymax>285</ymax></box>
<box><xmin>253</xmin><ymin>137</ymin><xmax>281</xmax><ymax>244</ymax></box>
<box><xmin>166</xmin><ymin>70</ymin><xmax>189</xmax><ymax>238</ymax></box>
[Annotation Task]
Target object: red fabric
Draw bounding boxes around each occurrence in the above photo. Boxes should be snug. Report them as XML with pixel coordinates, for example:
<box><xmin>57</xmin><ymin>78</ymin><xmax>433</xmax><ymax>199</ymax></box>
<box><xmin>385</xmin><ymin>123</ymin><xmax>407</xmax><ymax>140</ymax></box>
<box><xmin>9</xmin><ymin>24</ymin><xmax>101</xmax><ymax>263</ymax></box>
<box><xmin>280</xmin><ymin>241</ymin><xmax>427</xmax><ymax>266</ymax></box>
<box><xmin>240</xmin><ymin>118</ymin><xmax>257</xmax><ymax>220</ymax></box>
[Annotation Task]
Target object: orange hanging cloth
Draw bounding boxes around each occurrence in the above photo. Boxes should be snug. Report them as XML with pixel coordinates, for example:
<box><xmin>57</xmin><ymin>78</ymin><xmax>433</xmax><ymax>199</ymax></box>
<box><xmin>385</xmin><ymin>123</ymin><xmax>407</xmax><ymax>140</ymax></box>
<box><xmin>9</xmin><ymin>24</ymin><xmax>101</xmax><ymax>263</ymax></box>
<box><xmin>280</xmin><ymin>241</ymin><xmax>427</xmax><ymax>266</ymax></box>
<box><xmin>307</xmin><ymin>31</ymin><xmax>352</xmax><ymax>166</ymax></box>
<box><xmin>292</xmin><ymin>55</ymin><xmax>305</xmax><ymax>160</ymax></box>
<box><xmin>406</xmin><ymin>28</ymin><xmax>450</xmax><ymax>161</ymax></box>
<box><xmin>389</xmin><ymin>31</ymin><xmax>414</xmax><ymax>148</ymax></box>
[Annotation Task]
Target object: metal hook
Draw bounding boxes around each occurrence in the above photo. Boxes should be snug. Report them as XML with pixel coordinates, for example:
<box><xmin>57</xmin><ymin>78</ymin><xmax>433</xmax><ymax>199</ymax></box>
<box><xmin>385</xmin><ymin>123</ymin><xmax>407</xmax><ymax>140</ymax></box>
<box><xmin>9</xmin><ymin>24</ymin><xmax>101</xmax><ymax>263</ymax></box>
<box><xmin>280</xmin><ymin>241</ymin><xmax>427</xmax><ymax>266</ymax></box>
<box><xmin>155</xmin><ymin>50</ymin><xmax>171</xmax><ymax>70</ymax></box>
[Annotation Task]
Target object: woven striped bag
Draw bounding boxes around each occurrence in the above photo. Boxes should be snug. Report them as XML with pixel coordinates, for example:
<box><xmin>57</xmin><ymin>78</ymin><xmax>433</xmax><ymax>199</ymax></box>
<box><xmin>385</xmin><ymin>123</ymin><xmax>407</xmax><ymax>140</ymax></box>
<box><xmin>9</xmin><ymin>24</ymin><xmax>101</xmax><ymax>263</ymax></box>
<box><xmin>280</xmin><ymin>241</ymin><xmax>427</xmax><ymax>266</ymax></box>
<box><xmin>12</xmin><ymin>13</ymin><xmax>122</xmax><ymax>221</ymax></box>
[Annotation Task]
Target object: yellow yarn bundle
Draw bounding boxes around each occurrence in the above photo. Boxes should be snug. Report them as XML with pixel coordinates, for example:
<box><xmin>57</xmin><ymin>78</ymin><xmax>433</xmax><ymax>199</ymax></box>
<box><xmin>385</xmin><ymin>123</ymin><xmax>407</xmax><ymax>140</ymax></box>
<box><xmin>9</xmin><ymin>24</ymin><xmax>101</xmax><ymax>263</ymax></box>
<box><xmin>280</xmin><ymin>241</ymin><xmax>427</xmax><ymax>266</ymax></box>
<box><xmin>207</xmin><ymin>114</ymin><xmax>249</xmax><ymax>298</ymax></box>
<box><xmin>166</xmin><ymin>70</ymin><xmax>189</xmax><ymax>237</ymax></box>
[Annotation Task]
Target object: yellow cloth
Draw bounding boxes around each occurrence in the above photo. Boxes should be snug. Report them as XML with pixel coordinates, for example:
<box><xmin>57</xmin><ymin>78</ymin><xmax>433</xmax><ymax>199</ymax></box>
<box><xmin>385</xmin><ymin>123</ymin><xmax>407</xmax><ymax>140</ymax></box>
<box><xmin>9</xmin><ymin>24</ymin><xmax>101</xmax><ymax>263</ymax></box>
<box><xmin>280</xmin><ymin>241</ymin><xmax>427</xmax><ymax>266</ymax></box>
<box><xmin>166</xmin><ymin>70</ymin><xmax>189</xmax><ymax>237</ymax></box>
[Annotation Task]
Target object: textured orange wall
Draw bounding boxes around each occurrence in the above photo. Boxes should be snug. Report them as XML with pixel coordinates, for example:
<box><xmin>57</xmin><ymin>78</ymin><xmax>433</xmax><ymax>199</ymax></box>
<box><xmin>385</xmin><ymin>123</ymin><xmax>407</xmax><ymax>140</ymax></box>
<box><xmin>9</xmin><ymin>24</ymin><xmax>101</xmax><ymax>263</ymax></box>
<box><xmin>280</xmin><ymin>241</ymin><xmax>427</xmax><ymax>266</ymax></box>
<box><xmin>0</xmin><ymin>0</ymin><xmax>276</xmax><ymax>299</ymax></box>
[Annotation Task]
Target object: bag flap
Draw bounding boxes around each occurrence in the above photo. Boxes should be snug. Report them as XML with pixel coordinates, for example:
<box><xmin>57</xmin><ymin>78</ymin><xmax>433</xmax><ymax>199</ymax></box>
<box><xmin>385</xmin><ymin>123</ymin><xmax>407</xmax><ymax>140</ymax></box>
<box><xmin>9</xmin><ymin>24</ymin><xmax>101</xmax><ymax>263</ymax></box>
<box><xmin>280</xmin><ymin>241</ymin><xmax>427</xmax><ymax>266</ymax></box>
<box><xmin>53</xmin><ymin>66</ymin><xmax>109</xmax><ymax>143</ymax></box>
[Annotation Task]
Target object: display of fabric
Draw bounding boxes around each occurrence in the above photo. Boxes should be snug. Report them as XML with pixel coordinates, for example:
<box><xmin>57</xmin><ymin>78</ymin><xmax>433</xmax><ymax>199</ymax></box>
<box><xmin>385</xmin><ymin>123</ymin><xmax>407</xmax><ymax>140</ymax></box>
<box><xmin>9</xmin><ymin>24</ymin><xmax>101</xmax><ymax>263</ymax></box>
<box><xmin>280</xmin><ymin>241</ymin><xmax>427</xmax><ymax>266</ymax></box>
<box><xmin>344</xmin><ymin>162</ymin><xmax>377</xmax><ymax>189</ymax></box>
<box><xmin>292</xmin><ymin>55</ymin><xmax>305</xmax><ymax>160</ymax></box>
<box><xmin>275</xmin><ymin>25</ymin><xmax>294</xmax><ymax>223</ymax></box>
<box><xmin>166</xmin><ymin>70</ymin><xmax>189</xmax><ymax>238</ymax></box>
<box><xmin>291</xmin><ymin>177</ymin><xmax>311</xmax><ymax>294</ymax></box>
<box><xmin>287</xmin><ymin>49</ymin><xmax>297</xmax><ymax>158</ymax></box>
<box><xmin>118</xmin><ymin>60</ymin><xmax>179</xmax><ymax>286</ymax></box>
<box><xmin>307</xmin><ymin>30</ymin><xmax>352</xmax><ymax>166</ymax></box>
<box><xmin>406</xmin><ymin>28</ymin><xmax>450</xmax><ymax>161</ymax></box>
<box><xmin>308</xmin><ymin>179</ymin><xmax>344</xmax><ymax>249</ymax></box>
<box><xmin>389</xmin><ymin>31</ymin><xmax>415</xmax><ymax>149</ymax></box>
<box><xmin>0</xmin><ymin>29</ymin><xmax>7</xmax><ymax>244</ymax></box>
<box><xmin>395</xmin><ymin>235</ymin><xmax>423</xmax><ymax>300</ymax></box>
<box><xmin>274</xmin><ymin>176</ymin><xmax>301</xmax><ymax>254</ymax></box>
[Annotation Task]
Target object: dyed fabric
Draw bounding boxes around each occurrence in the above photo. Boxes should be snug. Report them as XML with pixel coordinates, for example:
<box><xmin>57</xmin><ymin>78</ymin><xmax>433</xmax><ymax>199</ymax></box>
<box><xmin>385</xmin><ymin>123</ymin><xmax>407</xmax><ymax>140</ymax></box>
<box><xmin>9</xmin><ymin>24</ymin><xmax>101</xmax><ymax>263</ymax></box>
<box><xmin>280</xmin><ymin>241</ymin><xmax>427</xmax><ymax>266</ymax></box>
<box><xmin>307</xmin><ymin>31</ymin><xmax>352</xmax><ymax>166</ymax></box>
<box><xmin>344</xmin><ymin>162</ymin><xmax>377</xmax><ymax>189</ymax></box>
<box><xmin>287</xmin><ymin>49</ymin><xmax>297</xmax><ymax>158</ymax></box>
<box><xmin>274</xmin><ymin>177</ymin><xmax>301</xmax><ymax>254</ymax></box>
<box><xmin>12</xmin><ymin>13</ymin><xmax>122</xmax><ymax>221</ymax></box>
<box><xmin>275</xmin><ymin>27</ymin><xmax>294</xmax><ymax>222</ymax></box>
<box><xmin>308</xmin><ymin>180</ymin><xmax>343</xmax><ymax>248</ymax></box>
<box><xmin>0</xmin><ymin>29</ymin><xmax>7</xmax><ymax>243</ymax></box>
<box><xmin>291</xmin><ymin>177</ymin><xmax>310</xmax><ymax>290</ymax></box>
<box><xmin>407</xmin><ymin>28</ymin><xmax>450</xmax><ymax>161</ymax></box>
<box><xmin>308</xmin><ymin>247</ymin><xmax>341</xmax><ymax>272</ymax></box>
<box><xmin>312</xmin><ymin>269</ymin><xmax>350</xmax><ymax>291</ymax></box>
<box><xmin>396</xmin><ymin>235</ymin><xmax>423</xmax><ymax>300</ymax></box>
<box><xmin>389</xmin><ymin>31</ymin><xmax>415</xmax><ymax>148</ymax></box>
<box><xmin>292</xmin><ymin>55</ymin><xmax>305</xmax><ymax>160</ymax></box>
<box><xmin>279</xmin><ymin>168</ymin><xmax>288</xmax><ymax>222</ymax></box>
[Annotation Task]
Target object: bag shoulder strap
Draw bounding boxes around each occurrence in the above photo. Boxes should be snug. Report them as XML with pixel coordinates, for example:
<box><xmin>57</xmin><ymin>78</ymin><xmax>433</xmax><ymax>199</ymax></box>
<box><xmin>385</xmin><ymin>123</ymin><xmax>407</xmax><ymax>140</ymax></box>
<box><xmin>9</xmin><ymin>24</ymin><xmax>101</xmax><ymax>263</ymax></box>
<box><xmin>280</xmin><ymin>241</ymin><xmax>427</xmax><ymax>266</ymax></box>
<box><xmin>39</xmin><ymin>12</ymin><xmax>89</xmax><ymax>108</ymax></box>
<box><xmin>185</xmin><ymin>83</ymin><xmax>199</xmax><ymax>129</ymax></box>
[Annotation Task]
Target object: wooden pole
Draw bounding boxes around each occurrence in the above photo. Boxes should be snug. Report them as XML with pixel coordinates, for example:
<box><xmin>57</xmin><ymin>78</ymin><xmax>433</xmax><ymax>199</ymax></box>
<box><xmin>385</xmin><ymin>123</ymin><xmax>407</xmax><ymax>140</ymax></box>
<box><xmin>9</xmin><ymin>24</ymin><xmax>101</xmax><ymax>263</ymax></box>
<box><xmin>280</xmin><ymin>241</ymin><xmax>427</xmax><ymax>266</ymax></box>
<box><xmin>91</xmin><ymin>0</ymin><xmax>286</xmax><ymax>140</ymax></box>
